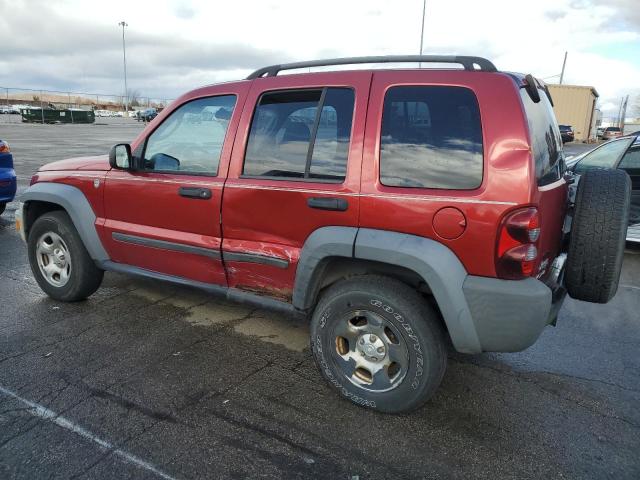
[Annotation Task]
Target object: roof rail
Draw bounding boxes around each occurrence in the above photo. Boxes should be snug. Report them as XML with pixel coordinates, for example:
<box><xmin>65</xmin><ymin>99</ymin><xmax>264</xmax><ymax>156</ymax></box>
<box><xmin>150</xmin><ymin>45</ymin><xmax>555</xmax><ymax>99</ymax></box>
<box><xmin>246</xmin><ymin>55</ymin><xmax>497</xmax><ymax>79</ymax></box>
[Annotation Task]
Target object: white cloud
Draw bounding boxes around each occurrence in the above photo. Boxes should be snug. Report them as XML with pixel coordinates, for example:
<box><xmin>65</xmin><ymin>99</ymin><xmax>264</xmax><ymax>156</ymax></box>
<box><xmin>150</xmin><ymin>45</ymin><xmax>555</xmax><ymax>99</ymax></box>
<box><xmin>0</xmin><ymin>0</ymin><xmax>638</xmax><ymax>116</ymax></box>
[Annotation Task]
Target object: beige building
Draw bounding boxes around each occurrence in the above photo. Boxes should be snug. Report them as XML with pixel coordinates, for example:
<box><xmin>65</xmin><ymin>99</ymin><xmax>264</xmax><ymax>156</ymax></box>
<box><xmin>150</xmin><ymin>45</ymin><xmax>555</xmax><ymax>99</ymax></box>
<box><xmin>547</xmin><ymin>84</ymin><xmax>599</xmax><ymax>142</ymax></box>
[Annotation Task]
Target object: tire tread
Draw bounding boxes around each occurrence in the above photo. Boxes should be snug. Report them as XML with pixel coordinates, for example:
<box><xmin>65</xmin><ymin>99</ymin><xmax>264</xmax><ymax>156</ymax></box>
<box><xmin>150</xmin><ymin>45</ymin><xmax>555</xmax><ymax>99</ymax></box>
<box><xmin>565</xmin><ymin>168</ymin><xmax>630</xmax><ymax>303</ymax></box>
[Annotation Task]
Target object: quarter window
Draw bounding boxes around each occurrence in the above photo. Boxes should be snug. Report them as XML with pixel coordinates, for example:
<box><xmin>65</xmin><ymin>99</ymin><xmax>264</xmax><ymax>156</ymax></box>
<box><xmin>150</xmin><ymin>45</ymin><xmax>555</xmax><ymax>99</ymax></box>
<box><xmin>380</xmin><ymin>86</ymin><xmax>483</xmax><ymax>189</ymax></box>
<box><xmin>243</xmin><ymin>88</ymin><xmax>355</xmax><ymax>181</ymax></box>
<box><xmin>143</xmin><ymin>95</ymin><xmax>236</xmax><ymax>175</ymax></box>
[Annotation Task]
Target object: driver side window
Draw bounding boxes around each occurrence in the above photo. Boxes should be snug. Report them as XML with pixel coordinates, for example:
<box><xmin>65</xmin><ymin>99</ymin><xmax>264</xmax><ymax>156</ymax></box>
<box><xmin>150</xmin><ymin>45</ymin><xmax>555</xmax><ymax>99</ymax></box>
<box><xmin>143</xmin><ymin>95</ymin><xmax>236</xmax><ymax>175</ymax></box>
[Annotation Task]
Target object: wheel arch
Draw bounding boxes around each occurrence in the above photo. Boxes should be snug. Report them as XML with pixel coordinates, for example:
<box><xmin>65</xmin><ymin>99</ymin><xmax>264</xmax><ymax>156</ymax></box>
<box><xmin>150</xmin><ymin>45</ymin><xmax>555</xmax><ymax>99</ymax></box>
<box><xmin>21</xmin><ymin>182</ymin><xmax>109</xmax><ymax>262</ymax></box>
<box><xmin>294</xmin><ymin>227</ymin><xmax>483</xmax><ymax>353</ymax></box>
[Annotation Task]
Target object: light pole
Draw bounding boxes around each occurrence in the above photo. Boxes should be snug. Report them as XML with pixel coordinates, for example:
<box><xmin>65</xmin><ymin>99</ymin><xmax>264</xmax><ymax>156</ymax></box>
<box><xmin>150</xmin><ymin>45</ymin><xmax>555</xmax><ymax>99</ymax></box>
<box><xmin>559</xmin><ymin>51</ymin><xmax>567</xmax><ymax>85</ymax></box>
<box><xmin>419</xmin><ymin>0</ymin><xmax>426</xmax><ymax>68</ymax></box>
<box><xmin>119</xmin><ymin>21</ymin><xmax>129</xmax><ymax>116</ymax></box>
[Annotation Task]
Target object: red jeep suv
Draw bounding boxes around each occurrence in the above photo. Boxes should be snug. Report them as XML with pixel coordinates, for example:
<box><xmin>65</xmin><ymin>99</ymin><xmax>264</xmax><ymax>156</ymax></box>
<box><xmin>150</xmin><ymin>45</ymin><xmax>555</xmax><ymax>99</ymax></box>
<box><xmin>16</xmin><ymin>56</ymin><xmax>631</xmax><ymax>413</ymax></box>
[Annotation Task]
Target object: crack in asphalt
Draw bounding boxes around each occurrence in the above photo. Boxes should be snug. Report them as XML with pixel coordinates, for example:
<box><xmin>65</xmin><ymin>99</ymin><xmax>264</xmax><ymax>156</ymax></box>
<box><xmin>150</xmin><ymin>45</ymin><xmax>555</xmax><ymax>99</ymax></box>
<box><xmin>537</xmin><ymin>370</ymin><xmax>640</xmax><ymax>395</ymax></box>
<box><xmin>454</xmin><ymin>358</ymin><xmax>640</xmax><ymax>430</ymax></box>
<box><xmin>0</xmin><ymin>285</ymin><xmax>185</xmax><ymax>367</ymax></box>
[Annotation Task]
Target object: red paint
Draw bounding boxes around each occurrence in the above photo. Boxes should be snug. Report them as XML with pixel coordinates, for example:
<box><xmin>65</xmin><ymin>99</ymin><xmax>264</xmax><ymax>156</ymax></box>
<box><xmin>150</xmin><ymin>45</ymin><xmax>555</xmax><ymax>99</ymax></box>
<box><xmin>221</xmin><ymin>71</ymin><xmax>369</xmax><ymax>294</ymax></box>
<box><xmin>31</xmin><ymin>67</ymin><xmax>567</xmax><ymax>300</ymax></box>
<box><xmin>432</xmin><ymin>207</ymin><xmax>466</xmax><ymax>240</ymax></box>
<box><xmin>39</xmin><ymin>155</ymin><xmax>110</xmax><ymax>171</ymax></box>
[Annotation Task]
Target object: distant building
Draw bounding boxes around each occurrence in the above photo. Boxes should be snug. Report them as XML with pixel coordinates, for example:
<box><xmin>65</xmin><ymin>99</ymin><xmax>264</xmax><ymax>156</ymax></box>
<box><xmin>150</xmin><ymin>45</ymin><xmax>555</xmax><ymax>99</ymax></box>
<box><xmin>547</xmin><ymin>84</ymin><xmax>599</xmax><ymax>142</ymax></box>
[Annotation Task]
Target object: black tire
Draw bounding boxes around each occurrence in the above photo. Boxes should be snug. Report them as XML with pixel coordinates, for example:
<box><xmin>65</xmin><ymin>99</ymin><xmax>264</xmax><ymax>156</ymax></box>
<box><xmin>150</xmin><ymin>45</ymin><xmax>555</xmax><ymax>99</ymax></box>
<box><xmin>0</xmin><ymin>202</ymin><xmax>5</xmax><ymax>215</ymax></box>
<box><xmin>565</xmin><ymin>168</ymin><xmax>631</xmax><ymax>303</ymax></box>
<box><xmin>27</xmin><ymin>211</ymin><xmax>104</xmax><ymax>302</ymax></box>
<box><xmin>310</xmin><ymin>275</ymin><xmax>447</xmax><ymax>413</ymax></box>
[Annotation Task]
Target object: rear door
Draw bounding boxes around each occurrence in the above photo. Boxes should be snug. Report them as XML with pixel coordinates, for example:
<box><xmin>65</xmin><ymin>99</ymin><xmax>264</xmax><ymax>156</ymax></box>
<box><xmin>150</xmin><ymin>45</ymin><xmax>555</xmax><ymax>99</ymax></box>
<box><xmin>222</xmin><ymin>72</ymin><xmax>370</xmax><ymax>300</ymax></box>
<box><xmin>101</xmin><ymin>85</ymin><xmax>247</xmax><ymax>285</ymax></box>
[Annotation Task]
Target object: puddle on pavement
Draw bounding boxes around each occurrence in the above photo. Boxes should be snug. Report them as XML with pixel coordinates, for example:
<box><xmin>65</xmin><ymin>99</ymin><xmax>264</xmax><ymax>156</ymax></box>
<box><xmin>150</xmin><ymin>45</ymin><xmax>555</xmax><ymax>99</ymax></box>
<box><xmin>161</xmin><ymin>290</ymin><xmax>211</xmax><ymax>309</ymax></box>
<box><xmin>234</xmin><ymin>311</ymin><xmax>309</xmax><ymax>352</ymax></box>
<box><xmin>186</xmin><ymin>301</ymin><xmax>252</xmax><ymax>327</ymax></box>
<box><xmin>130</xmin><ymin>285</ymin><xmax>176</xmax><ymax>303</ymax></box>
<box><xmin>128</xmin><ymin>281</ymin><xmax>309</xmax><ymax>352</ymax></box>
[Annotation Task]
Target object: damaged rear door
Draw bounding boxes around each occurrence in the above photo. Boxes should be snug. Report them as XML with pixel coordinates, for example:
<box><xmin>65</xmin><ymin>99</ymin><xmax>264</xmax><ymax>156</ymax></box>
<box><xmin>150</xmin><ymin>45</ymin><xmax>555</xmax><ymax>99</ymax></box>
<box><xmin>220</xmin><ymin>71</ymin><xmax>370</xmax><ymax>300</ymax></box>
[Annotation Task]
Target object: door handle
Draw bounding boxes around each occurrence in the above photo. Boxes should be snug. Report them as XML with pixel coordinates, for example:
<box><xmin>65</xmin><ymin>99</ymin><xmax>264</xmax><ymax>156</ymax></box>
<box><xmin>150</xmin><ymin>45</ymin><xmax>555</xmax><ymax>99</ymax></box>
<box><xmin>307</xmin><ymin>197</ymin><xmax>348</xmax><ymax>211</ymax></box>
<box><xmin>179</xmin><ymin>186</ymin><xmax>212</xmax><ymax>199</ymax></box>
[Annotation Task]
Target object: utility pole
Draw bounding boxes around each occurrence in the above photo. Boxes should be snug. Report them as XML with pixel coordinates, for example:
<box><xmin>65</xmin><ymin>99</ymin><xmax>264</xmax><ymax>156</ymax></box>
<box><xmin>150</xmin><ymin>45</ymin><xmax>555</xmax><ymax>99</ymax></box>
<box><xmin>619</xmin><ymin>95</ymin><xmax>629</xmax><ymax>130</ymax></box>
<box><xmin>419</xmin><ymin>0</ymin><xmax>426</xmax><ymax>68</ymax></box>
<box><xmin>119</xmin><ymin>21</ymin><xmax>129</xmax><ymax>117</ymax></box>
<box><xmin>559</xmin><ymin>51</ymin><xmax>567</xmax><ymax>85</ymax></box>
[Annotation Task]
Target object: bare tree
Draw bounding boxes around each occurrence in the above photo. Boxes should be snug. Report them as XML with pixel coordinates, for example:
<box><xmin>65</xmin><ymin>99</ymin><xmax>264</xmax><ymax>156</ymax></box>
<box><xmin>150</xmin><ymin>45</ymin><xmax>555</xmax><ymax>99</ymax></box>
<box><xmin>126</xmin><ymin>89</ymin><xmax>142</xmax><ymax>107</ymax></box>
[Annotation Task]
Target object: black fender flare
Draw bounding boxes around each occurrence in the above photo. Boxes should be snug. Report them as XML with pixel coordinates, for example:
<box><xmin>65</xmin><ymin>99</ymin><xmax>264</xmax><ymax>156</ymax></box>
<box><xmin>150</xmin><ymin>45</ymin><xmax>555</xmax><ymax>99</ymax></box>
<box><xmin>20</xmin><ymin>182</ymin><xmax>110</xmax><ymax>262</ymax></box>
<box><xmin>293</xmin><ymin>227</ymin><xmax>482</xmax><ymax>353</ymax></box>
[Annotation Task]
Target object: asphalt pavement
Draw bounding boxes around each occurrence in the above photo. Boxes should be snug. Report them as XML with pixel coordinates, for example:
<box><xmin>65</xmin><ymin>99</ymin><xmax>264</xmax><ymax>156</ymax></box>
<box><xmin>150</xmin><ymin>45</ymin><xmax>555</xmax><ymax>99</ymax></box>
<box><xmin>0</xmin><ymin>121</ymin><xmax>638</xmax><ymax>479</ymax></box>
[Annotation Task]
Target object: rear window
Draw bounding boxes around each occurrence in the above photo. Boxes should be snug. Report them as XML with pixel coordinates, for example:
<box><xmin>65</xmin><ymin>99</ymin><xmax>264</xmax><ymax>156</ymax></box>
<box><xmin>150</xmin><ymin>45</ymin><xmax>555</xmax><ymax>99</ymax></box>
<box><xmin>606</xmin><ymin>127</ymin><xmax>621</xmax><ymax>132</ymax></box>
<box><xmin>520</xmin><ymin>89</ymin><xmax>564</xmax><ymax>185</ymax></box>
<box><xmin>380</xmin><ymin>86</ymin><xmax>483</xmax><ymax>189</ymax></box>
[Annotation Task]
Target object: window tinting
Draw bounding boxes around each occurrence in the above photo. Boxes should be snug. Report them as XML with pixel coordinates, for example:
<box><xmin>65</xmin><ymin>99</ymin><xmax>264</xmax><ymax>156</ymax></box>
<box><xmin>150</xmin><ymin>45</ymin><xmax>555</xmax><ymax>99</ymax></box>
<box><xmin>574</xmin><ymin>137</ymin><xmax>634</xmax><ymax>174</ymax></box>
<box><xmin>243</xmin><ymin>88</ymin><xmax>354</xmax><ymax>181</ymax></box>
<box><xmin>619</xmin><ymin>147</ymin><xmax>640</xmax><ymax>170</ymax></box>
<box><xmin>380</xmin><ymin>86</ymin><xmax>483</xmax><ymax>190</ymax></box>
<box><xmin>143</xmin><ymin>95</ymin><xmax>236</xmax><ymax>175</ymax></box>
<box><xmin>519</xmin><ymin>89</ymin><xmax>564</xmax><ymax>185</ymax></box>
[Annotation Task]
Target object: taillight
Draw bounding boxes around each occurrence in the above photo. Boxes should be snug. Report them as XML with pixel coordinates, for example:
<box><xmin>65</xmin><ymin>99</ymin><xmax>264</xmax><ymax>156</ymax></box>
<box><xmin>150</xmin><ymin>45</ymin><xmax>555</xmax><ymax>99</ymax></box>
<box><xmin>30</xmin><ymin>174</ymin><xmax>39</xmax><ymax>186</ymax></box>
<box><xmin>0</xmin><ymin>141</ymin><xmax>9</xmax><ymax>153</ymax></box>
<box><xmin>496</xmin><ymin>207</ymin><xmax>540</xmax><ymax>280</ymax></box>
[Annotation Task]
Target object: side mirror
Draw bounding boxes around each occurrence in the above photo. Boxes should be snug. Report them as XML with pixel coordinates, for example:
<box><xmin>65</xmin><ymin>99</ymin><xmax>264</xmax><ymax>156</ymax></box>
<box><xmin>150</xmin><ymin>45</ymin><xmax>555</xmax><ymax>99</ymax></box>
<box><xmin>148</xmin><ymin>152</ymin><xmax>180</xmax><ymax>171</ymax></box>
<box><xmin>109</xmin><ymin>143</ymin><xmax>132</xmax><ymax>169</ymax></box>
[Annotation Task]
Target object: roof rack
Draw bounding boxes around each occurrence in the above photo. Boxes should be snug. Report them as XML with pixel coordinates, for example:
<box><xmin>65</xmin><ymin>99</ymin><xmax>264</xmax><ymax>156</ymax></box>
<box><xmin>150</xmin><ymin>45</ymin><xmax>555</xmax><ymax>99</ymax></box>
<box><xmin>246</xmin><ymin>55</ymin><xmax>497</xmax><ymax>79</ymax></box>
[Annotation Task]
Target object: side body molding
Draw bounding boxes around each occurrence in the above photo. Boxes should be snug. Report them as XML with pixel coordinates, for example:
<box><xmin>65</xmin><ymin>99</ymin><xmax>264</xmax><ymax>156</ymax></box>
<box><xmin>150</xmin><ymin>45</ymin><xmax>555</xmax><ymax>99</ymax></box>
<box><xmin>353</xmin><ymin>229</ymin><xmax>482</xmax><ymax>353</ymax></box>
<box><xmin>20</xmin><ymin>182</ymin><xmax>110</xmax><ymax>262</ymax></box>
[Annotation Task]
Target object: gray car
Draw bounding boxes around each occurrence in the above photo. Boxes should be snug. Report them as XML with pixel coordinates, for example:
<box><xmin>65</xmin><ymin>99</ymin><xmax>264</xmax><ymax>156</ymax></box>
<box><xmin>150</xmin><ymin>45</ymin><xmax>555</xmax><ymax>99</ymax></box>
<box><xmin>567</xmin><ymin>135</ymin><xmax>640</xmax><ymax>242</ymax></box>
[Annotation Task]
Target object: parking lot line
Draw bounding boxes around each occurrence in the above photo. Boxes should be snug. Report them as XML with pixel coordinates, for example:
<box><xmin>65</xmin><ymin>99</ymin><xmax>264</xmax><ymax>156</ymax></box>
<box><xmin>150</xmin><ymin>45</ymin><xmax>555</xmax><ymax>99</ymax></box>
<box><xmin>0</xmin><ymin>385</ymin><xmax>178</xmax><ymax>480</ymax></box>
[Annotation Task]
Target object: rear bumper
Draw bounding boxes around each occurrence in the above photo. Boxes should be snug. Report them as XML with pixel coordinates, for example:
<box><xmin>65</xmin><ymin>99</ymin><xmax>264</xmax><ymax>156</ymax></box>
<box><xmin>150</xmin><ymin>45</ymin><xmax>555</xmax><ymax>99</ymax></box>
<box><xmin>462</xmin><ymin>275</ymin><xmax>566</xmax><ymax>352</ymax></box>
<box><xmin>0</xmin><ymin>168</ymin><xmax>17</xmax><ymax>203</ymax></box>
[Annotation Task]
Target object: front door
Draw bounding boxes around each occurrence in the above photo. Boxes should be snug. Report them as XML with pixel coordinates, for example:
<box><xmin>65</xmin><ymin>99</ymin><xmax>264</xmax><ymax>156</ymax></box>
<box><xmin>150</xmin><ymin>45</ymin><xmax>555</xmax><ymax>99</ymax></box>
<box><xmin>101</xmin><ymin>89</ymin><xmax>245</xmax><ymax>285</ymax></box>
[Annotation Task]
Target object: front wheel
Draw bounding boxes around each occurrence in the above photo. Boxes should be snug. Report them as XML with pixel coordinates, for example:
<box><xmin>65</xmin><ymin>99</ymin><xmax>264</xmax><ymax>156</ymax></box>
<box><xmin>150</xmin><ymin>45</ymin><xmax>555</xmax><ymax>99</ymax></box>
<box><xmin>0</xmin><ymin>202</ymin><xmax>5</xmax><ymax>215</ymax></box>
<box><xmin>310</xmin><ymin>276</ymin><xmax>447</xmax><ymax>413</ymax></box>
<box><xmin>27</xmin><ymin>211</ymin><xmax>104</xmax><ymax>301</ymax></box>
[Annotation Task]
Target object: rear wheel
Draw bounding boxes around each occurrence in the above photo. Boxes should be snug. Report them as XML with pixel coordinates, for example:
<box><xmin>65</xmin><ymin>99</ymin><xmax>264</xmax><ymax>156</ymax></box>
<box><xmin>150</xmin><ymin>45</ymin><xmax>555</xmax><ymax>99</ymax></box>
<box><xmin>310</xmin><ymin>275</ymin><xmax>447</xmax><ymax>413</ymax></box>
<box><xmin>28</xmin><ymin>211</ymin><xmax>104</xmax><ymax>301</ymax></box>
<box><xmin>565</xmin><ymin>168</ymin><xmax>631</xmax><ymax>303</ymax></box>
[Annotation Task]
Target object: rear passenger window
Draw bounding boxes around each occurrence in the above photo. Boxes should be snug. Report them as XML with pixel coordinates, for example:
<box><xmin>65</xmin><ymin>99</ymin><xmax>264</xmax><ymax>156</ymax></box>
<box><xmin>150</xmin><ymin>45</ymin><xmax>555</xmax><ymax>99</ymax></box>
<box><xmin>380</xmin><ymin>86</ymin><xmax>483</xmax><ymax>190</ymax></box>
<box><xmin>243</xmin><ymin>88</ymin><xmax>355</xmax><ymax>181</ymax></box>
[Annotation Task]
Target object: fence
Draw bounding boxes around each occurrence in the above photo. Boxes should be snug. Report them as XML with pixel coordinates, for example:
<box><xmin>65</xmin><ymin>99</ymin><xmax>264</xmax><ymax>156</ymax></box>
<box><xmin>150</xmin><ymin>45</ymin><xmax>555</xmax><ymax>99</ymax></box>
<box><xmin>0</xmin><ymin>86</ymin><xmax>173</xmax><ymax>124</ymax></box>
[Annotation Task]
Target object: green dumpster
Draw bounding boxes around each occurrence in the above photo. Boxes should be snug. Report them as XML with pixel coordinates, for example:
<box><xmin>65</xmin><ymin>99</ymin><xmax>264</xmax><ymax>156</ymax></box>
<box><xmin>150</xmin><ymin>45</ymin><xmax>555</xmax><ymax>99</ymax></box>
<box><xmin>21</xmin><ymin>108</ymin><xmax>95</xmax><ymax>124</ymax></box>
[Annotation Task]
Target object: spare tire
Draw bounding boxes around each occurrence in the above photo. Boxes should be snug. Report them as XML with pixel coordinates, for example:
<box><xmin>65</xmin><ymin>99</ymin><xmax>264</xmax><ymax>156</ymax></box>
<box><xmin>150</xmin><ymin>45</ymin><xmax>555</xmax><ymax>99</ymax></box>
<box><xmin>565</xmin><ymin>168</ymin><xmax>631</xmax><ymax>303</ymax></box>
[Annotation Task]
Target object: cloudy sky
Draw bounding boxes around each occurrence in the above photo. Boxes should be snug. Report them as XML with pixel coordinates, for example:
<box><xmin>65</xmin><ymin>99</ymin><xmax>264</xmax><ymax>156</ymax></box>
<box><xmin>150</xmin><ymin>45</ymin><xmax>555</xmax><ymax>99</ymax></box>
<box><xmin>1</xmin><ymin>0</ymin><xmax>638</xmax><ymax>118</ymax></box>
